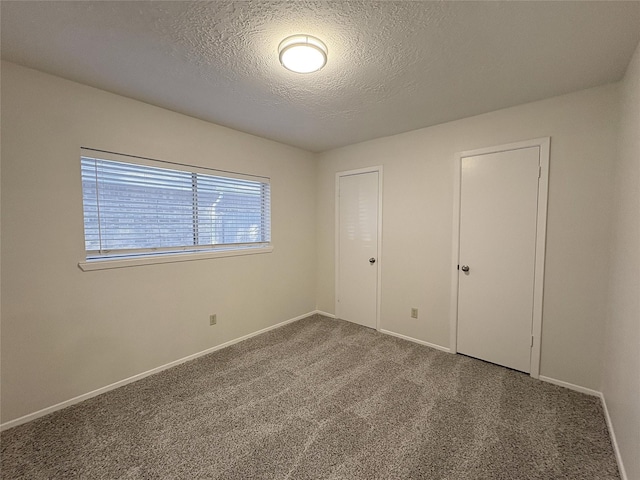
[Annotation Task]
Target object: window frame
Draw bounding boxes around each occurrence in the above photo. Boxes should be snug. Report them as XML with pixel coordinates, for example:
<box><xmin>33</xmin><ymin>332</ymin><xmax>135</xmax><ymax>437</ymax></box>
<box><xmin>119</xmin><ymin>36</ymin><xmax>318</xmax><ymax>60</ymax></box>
<box><xmin>78</xmin><ymin>148</ymin><xmax>273</xmax><ymax>271</ymax></box>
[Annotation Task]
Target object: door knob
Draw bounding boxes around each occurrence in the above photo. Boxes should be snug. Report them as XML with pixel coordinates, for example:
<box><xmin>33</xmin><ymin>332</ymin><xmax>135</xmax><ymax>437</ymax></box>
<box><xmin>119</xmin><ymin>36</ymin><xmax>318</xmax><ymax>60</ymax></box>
<box><xmin>369</xmin><ymin>258</ymin><xmax>376</xmax><ymax>264</ymax></box>
<box><xmin>461</xmin><ymin>265</ymin><xmax>470</xmax><ymax>272</ymax></box>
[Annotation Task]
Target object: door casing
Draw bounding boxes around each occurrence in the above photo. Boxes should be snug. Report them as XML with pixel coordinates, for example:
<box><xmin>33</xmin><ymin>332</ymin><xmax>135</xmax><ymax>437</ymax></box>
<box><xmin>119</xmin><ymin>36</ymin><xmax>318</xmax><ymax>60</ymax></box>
<box><xmin>335</xmin><ymin>166</ymin><xmax>383</xmax><ymax>330</ymax></box>
<box><xmin>449</xmin><ymin>138</ymin><xmax>550</xmax><ymax>378</ymax></box>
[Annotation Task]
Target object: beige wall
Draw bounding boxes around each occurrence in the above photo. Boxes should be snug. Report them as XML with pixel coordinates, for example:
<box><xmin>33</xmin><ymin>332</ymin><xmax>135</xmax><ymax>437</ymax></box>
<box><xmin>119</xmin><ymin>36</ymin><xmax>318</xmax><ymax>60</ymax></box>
<box><xmin>1</xmin><ymin>56</ymin><xmax>630</xmax><ymax>436</ymax></box>
<box><xmin>0</xmin><ymin>62</ymin><xmax>317</xmax><ymax>423</ymax></box>
<box><xmin>602</xmin><ymin>41</ymin><xmax>640</xmax><ymax>480</ymax></box>
<box><xmin>317</xmin><ymin>84</ymin><xmax>619</xmax><ymax>391</ymax></box>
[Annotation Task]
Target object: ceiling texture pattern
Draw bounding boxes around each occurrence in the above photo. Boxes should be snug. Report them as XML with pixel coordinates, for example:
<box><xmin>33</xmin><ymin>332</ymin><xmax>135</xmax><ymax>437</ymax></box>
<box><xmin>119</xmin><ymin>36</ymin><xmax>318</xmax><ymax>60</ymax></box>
<box><xmin>2</xmin><ymin>1</ymin><xmax>640</xmax><ymax>152</ymax></box>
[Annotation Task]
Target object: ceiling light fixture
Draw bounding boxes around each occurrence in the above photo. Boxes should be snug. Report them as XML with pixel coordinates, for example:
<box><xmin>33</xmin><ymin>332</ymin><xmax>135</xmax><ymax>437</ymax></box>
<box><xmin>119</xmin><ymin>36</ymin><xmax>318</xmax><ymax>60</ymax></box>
<box><xmin>278</xmin><ymin>35</ymin><xmax>327</xmax><ymax>74</ymax></box>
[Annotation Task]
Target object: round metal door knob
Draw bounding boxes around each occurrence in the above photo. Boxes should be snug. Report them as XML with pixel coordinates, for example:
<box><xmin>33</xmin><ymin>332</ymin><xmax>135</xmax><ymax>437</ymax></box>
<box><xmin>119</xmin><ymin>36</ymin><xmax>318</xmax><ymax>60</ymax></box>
<box><xmin>461</xmin><ymin>265</ymin><xmax>470</xmax><ymax>272</ymax></box>
<box><xmin>369</xmin><ymin>258</ymin><xmax>376</xmax><ymax>264</ymax></box>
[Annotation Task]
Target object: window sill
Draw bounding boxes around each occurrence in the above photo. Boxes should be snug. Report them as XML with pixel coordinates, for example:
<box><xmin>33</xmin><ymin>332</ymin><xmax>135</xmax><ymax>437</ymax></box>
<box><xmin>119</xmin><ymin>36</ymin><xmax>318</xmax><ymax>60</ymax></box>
<box><xmin>78</xmin><ymin>245</ymin><xmax>274</xmax><ymax>271</ymax></box>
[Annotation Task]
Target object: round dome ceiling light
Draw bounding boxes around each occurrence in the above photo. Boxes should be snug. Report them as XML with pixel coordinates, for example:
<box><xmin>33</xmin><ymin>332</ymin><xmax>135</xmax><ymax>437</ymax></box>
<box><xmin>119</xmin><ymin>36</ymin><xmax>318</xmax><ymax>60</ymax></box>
<box><xmin>278</xmin><ymin>35</ymin><xmax>327</xmax><ymax>74</ymax></box>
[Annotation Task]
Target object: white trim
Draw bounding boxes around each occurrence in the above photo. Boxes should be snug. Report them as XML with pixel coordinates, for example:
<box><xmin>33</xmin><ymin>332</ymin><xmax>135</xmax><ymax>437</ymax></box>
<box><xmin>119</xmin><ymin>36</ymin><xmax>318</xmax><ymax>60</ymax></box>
<box><xmin>314</xmin><ymin>310</ymin><xmax>337</xmax><ymax>319</ymax></box>
<box><xmin>539</xmin><ymin>375</ymin><xmax>627</xmax><ymax>478</ymax></box>
<box><xmin>449</xmin><ymin>137</ymin><xmax>550</xmax><ymax>379</ymax></box>
<box><xmin>335</xmin><ymin>166</ymin><xmax>383</xmax><ymax>331</ymax></box>
<box><xmin>0</xmin><ymin>310</ymin><xmax>314</xmax><ymax>431</ymax></box>
<box><xmin>538</xmin><ymin>375</ymin><xmax>600</xmax><ymax>397</ymax></box>
<box><xmin>449</xmin><ymin>153</ymin><xmax>462</xmax><ymax>354</ymax></box>
<box><xmin>599</xmin><ymin>392</ymin><xmax>628</xmax><ymax>480</ymax></box>
<box><xmin>79</xmin><ymin>246</ymin><xmax>274</xmax><ymax>271</ymax></box>
<box><xmin>380</xmin><ymin>329</ymin><xmax>450</xmax><ymax>353</ymax></box>
<box><xmin>529</xmin><ymin>137</ymin><xmax>550</xmax><ymax>378</ymax></box>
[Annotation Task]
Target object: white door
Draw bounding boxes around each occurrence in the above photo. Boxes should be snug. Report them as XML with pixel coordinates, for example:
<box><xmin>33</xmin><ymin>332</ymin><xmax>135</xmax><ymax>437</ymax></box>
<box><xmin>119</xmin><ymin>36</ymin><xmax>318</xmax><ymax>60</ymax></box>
<box><xmin>456</xmin><ymin>146</ymin><xmax>541</xmax><ymax>373</ymax></box>
<box><xmin>337</xmin><ymin>170</ymin><xmax>380</xmax><ymax>329</ymax></box>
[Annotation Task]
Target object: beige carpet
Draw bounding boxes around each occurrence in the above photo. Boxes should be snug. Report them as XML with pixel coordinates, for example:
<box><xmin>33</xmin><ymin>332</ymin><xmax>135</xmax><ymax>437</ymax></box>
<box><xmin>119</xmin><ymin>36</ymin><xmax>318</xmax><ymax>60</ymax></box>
<box><xmin>1</xmin><ymin>314</ymin><xmax>619</xmax><ymax>479</ymax></box>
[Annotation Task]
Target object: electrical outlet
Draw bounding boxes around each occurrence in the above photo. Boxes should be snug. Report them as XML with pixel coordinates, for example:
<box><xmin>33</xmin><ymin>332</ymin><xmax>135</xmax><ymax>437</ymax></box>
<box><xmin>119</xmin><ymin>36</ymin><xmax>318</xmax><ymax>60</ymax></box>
<box><xmin>209</xmin><ymin>314</ymin><xmax>217</xmax><ymax>326</ymax></box>
<box><xmin>411</xmin><ymin>308</ymin><xmax>418</xmax><ymax>319</ymax></box>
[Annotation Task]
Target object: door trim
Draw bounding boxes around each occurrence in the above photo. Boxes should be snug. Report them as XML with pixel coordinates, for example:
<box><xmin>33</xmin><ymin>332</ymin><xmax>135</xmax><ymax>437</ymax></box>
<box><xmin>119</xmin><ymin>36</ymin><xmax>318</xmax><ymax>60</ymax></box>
<box><xmin>449</xmin><ymin>138</ymin><xmax>550</xmax><ymax>378</ymax></box>
<box><xmin>335</xmin><ymin>166</ymin><xmax>383</xmax><ymax>330</ymax></box>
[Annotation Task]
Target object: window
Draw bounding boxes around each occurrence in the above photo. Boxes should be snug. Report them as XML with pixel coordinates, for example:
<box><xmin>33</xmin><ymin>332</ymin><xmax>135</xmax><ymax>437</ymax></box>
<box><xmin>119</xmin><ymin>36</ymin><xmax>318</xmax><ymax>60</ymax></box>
<box><xmin>80</xmin><ymin>149</ymin><xmax>271</xmax><ymax>267</ymax></box>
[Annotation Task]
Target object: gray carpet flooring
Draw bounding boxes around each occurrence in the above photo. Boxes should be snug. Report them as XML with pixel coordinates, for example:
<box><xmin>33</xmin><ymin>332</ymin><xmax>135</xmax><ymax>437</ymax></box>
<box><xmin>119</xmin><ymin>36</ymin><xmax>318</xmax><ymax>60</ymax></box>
<box><xmin>1</xmin><ymin>314</ymin><xmax>619</xmax><ymax>479</ymax></box>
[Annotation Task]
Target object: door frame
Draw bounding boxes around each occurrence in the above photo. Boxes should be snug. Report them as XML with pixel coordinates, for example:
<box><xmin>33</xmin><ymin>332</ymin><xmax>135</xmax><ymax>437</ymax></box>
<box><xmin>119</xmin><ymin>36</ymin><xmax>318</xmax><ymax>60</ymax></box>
<box><xmin>449</xmin><ymin>138</ymin><xmax>550</xmax><ymax>378</ymax></box>
<box><xmin>335</xmin><ymin>166</ymin><xmax>383</xmax><ymax>330</ymax></box>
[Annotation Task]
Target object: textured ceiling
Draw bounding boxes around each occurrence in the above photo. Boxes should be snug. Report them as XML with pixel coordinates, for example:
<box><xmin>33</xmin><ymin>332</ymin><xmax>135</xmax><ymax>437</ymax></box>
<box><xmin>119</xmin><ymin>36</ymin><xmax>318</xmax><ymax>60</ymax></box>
<box><xmin>2</xmin><ymin>1</ymin><xmax>640</xmax><ymax>152</ymax></box>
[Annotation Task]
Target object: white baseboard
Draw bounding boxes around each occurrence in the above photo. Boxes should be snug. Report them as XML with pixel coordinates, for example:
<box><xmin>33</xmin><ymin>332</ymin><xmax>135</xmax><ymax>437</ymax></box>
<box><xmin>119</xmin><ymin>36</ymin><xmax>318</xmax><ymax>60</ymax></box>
<box><xmin>538</xmin><ymin>375</ymin><xmax>600</xmax><ymax>397</ymax></box>
<box><xmin>538</xmin><ymin>376</ymin><xmax>627</xmax><ymax>478</ymax></box>
<box><xmin>379</xmin><ymin>329</ymin><xmax>450</xmax><ymax>353</ymax></box>
<box><xmin>3</xmin><ymin>312</ymin><xmax>627</xmax><ymax>480</ymax></box>
<box><xmin>0</xmin><ymin>310</ymin><xmax>316</xmax><ymax>432</ymax></box>
<box><xmin>599</xmin><ymin>392</ymin><xmax>628</xmax><ymax>480</ymax></box>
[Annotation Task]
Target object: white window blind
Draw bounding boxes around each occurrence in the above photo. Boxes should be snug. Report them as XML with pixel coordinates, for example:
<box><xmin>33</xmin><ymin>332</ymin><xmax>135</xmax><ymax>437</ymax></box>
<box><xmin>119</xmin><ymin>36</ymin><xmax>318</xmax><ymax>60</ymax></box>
<box><xmin>81</xmin><ymin>152</ymin><xmax>270</xmax><ymax>261</ymax></box>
